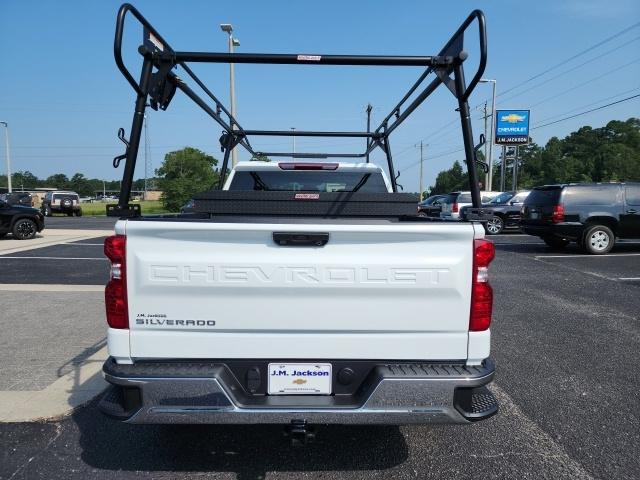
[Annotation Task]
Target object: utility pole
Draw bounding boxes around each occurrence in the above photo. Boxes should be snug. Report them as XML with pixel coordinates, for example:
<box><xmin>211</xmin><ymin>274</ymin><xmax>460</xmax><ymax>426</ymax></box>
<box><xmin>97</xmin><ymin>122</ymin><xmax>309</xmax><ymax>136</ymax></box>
<box><xmin>479</xmin><ymin>78</ymin><xmax>497</xmax><ymax>191</ymax></box>
<box><xmin>0</xmin><ymin>121</ymin><xmax>12</xmax><ymax>193</ymax></box>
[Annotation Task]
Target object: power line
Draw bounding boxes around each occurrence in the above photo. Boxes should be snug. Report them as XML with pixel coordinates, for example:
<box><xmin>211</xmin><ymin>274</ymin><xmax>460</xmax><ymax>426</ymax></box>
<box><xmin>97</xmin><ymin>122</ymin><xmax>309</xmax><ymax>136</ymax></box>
<box><xmin>402</xmin><ymin>147</ymin><xmax>465</xmax><ymax>171</ymax></box>
<box><xmin>498</xmin><ymin>35</ymin><xmax>640</xmax><ymax>105</ymax></box>
<box><xmin>531</xmin><ymin>94</ymin><xmax>640</xmax><ymax>130</ymax></box>
<box><xmin>500</xmin><ymin>20</ymin><xmax>640</xmax><ymax>98</ymax></box>
<box><xmin>526</xmin><ymin>57</ymin><xmax>640</xmax><ymax>109</ymax></box>
<box><xmin>534</xmin><ymin>87</ymin><xmax>640</xmax><ymax>124</ymax></box>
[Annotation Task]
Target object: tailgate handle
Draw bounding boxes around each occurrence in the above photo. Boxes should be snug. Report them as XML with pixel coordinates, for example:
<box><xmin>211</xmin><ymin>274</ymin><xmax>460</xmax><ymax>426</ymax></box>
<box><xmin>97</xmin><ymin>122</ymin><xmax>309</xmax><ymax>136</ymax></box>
<box><xmin>273</xmin><ymin>232</ymin><xmax>329</xmax><ymax>247</ymax></box>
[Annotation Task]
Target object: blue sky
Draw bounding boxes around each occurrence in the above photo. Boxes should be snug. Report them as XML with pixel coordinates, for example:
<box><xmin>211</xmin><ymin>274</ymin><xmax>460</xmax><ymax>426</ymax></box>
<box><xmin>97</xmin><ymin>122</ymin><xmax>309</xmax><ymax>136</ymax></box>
<box><xmin>1</xmin><ymin>0</ymin><xmax>639</xmax><ymax>191</ymax></box>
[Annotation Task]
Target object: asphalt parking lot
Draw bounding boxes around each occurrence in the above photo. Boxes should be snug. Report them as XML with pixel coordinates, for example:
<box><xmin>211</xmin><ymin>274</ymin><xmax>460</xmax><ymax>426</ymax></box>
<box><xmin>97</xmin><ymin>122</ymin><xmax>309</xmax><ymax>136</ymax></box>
<box><xmin>1</xmin><ymin>219</ymin><xmax>638</xmax><ymax>479</ymax></box>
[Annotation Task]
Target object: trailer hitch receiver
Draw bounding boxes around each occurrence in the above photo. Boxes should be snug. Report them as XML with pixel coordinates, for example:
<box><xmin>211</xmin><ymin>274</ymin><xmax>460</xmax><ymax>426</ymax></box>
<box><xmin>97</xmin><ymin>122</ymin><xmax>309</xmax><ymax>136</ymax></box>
<box><xmin>284</xmin><ymin>420</ymin><xmax>316</xmax><ymax>446</ymax></box>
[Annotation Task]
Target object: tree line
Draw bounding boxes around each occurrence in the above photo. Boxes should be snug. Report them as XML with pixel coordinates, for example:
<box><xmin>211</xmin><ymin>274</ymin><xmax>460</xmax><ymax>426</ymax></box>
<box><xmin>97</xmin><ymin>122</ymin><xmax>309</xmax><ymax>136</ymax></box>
<box><xmin>428</xmin><ymin>117</ymin><xmax>640</xmax><ymax>195</ymax></box>
<box><xmin>0</xmin><ymin>146</ymin><xmax>221</xmax><ymax>211</ymax></box>
<box><xmin>0</xmin><ymin>171</ymin><xmax>153</xmax><ymax>197</ymax></box>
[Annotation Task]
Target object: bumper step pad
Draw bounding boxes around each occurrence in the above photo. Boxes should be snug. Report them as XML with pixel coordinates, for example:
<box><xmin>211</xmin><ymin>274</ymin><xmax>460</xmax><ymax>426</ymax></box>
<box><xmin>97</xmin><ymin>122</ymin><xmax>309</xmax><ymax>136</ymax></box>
<box><xmin>453</xmin><ymin>385</ymin><xmax>498</xmax><ymax>421</ymax></box>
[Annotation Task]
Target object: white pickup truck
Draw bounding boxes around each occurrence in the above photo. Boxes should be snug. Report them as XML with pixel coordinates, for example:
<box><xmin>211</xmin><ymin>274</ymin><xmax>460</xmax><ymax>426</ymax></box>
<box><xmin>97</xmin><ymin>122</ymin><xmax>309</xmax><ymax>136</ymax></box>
<box><xmin>103</xmin><ymin>5</ymin><xmax>496</xmax><ymax>439</ymax></box>
<box><xmin>99</xmin><ymin>161</ymin><xmax>498</xmax><ymax>430</ymax></box>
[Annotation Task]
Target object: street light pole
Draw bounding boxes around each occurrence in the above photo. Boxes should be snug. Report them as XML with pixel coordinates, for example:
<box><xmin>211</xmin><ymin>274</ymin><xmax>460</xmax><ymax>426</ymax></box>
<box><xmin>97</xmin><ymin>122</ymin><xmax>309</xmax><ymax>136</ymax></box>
<box><xmin>482</xmin><ymin>101</ymin><xmax>489</xmax><ymax>189</ymax></box>
<box><xmin>291</xmin><ymin>127</ymin><xmax>296</xmax><ymax>155</ymax></box>
<box><xmin>365</xmin><ymin>103</ymin><xmax>372</xmax><ymax>163</ymax></box>
<box><xmin>415</xmin><ymin>141</ymin><xmax>426</xmax><ymax>201</ymax></box>
<box><xmin>480</xmin><ymin>79</ymin><xmax>497</xmax><ymax>191</ymax></box>
<box><xmin>220</xmin><ymin>24</ymin><xmax>240</xmax><ymax>167</ymax></box>
<box><xmin>0</xmin><ymin>121</ymin><xmax>12</xmax><ymax>193</ymax></box>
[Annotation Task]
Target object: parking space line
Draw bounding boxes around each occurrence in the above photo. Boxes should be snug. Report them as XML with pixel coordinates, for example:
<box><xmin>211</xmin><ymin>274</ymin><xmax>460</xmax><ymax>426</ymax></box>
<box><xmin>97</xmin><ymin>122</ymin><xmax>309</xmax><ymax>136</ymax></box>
<box><xmin>486</xmin><ymin>234</ymin><xmax>526</xmax><ymax>237</ymax></box>
<box><xmin>0</xmin><ymin>284</ymin><xmax>104</xmax><ymax>292</ymax></box>
<box><xmin>493</xmin><ymin>242</ymin><xmax>545</xmax><ymax>245</ymax></box>
<box><xmin>488</xmin><ymin>384</ymin><xmax>594</xmax><ymax>479</ymax></box>
<box><xmin>534</xmin><ymin>253</ymin><xmax>640</xmax><ymax>259</ymax></box>
<box><xmin>0</xmin><ymin>256</ymin><xmax>105</xmax><ymax>260</ymax></box>
<box><xmin>62</xmin><ymin>243</ymin><xmax>104</xmax><ymax>246</ymax></box>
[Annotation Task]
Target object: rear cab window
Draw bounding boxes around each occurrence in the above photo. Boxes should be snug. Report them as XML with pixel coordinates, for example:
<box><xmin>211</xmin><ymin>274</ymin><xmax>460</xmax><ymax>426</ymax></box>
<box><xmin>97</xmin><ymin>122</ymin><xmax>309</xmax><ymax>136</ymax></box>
<box><xmin>228</xmin><ymin>169</ymin><xmax>389</xmax><ymax>193</ymax></box>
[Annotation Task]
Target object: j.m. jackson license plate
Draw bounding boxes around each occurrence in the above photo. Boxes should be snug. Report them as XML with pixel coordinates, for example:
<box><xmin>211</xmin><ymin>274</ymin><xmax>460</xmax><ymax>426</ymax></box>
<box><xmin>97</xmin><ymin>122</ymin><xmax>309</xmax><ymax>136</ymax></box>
<box><xmin>268</xmin><ymin>363</ymin><xmax>332</xmax><ymax>395</ymax></box>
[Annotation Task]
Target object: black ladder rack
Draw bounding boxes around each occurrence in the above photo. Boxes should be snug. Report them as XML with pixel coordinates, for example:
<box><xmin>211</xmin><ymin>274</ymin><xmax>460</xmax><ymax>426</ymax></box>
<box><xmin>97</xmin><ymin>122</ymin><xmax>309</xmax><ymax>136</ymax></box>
<box><xmin>110</xmin><ymin>3</ymin><xmax>487</xmax><ymax>217</ymax></box>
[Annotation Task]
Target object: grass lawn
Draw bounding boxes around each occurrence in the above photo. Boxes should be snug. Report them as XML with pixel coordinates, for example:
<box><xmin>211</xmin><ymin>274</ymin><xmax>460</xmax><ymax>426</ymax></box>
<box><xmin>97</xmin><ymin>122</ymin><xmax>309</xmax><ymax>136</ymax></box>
<box><xmin>80</xmin><ymin>200</ymin><xmax>173</xmax><ymax>216</ymax></box>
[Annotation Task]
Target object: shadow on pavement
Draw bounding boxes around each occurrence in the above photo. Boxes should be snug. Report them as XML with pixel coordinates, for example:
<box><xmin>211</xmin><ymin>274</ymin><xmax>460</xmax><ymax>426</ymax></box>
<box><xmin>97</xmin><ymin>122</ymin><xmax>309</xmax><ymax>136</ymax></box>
<box><xmin>73</xmin><ymin>401</ymin><xmax>408</xmax><ymax>480</ymax></box>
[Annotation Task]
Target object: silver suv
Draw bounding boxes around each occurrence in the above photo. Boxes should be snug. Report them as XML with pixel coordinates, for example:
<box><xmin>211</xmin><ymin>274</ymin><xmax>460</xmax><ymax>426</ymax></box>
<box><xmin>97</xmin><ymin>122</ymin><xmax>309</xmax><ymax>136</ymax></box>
<box><xmin>440</xmin><ymin>191</ymin><xmax>502</xmax><ymax>221</ymax></box>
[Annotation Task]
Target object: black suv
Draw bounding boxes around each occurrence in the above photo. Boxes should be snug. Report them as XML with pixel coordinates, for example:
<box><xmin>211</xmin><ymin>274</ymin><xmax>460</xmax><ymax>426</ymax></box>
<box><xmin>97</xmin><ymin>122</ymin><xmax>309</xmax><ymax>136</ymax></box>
<box><xmin>521</xmin><ymin>183</ymin><xmax>640</xmax><ymax>254</ymax></box>
<box><xmin>41</xmin><ymin>191</ymin><xmax>83</xmax><ymax>216</ymax></box>
<box><xmin>1</xmin><ymin>192</ymin><xmax>33</xmax><ymax>207</ymax></box>
<box><xmin>462</xmin><ymin>190</ymin><xmax>530</xmax><ymax>235</ymax></box>
<box><xmin>0</xmin><ymin>199</ymin><xmax>45</xmax><ymax>240</ymax></box>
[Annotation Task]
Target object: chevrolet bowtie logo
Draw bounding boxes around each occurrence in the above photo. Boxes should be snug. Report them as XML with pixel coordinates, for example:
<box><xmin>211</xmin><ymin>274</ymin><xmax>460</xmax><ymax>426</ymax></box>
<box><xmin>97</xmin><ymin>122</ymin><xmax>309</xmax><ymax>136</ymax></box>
<box><xmin>501</xmin><ymin>113</ymin><xmax>526</xmax><ymax>123</ymax></box>
<box><xmin>292</xmin><ymin>379</ymin><xmax>307</xmax><ymax>385</ymax></box>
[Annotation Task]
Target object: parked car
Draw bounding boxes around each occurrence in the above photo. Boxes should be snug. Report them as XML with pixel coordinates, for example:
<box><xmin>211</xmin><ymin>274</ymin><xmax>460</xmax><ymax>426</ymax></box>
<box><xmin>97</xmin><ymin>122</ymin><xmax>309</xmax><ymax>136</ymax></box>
<box><xmin>440</xmin><ymin>191</ymin><xmax>502</xmax><ymax>221</ymax></box>
<box><xmin>41</xmin><ymin>191</ymin><xmax>83</xmax><ymax>217</ymax></box>
<box><xmin>0</xmin><ymin>192</ymin><xmax>33</xmax><ymax>207</ymax></box>
<box><xmin>417</xmin><ymin>194</ymin><xmax>448</xmax><ymax>218</ymax></box>
<box><xmin>180</xmin><ymin>198</ymin><xmax>196</xmax><ymax>213</ymax></box>
<box><xmin>521</xmin><ymin>182</ymin><xmax>640</xmax><ymax>254</ymax></box>
<box><xmin>0</xmin><ymin>198</ymin><xmax>45</xmax><ymax>240</ymax></box>
<box><xmin>461</xmin><ymin>190</ymin><xmax>531</xmax><ymax>235</ymax></box>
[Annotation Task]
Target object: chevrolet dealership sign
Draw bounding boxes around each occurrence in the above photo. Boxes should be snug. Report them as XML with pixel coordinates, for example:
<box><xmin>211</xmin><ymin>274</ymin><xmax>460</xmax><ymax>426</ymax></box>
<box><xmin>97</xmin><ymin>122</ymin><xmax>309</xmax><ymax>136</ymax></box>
<box><xmin>495</xmin><ymin>110</ymin><xmax>530</xmax><ymax>145</ymax></box>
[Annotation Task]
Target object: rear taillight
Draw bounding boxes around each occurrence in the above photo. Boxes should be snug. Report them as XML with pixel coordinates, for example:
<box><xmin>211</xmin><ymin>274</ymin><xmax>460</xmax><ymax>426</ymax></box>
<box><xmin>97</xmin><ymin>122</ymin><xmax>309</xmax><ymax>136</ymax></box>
<box><xmin>104</xmin><ymin>235</ymin><xmax>128</xmax><ymax>329</ymax></box>
<box><xmin>452</xmin><ymin>203</ymin><xmax>459</xmax><ymax>213</ymax></box>
<box><xmin>470</xmin><ymin>239</ymin><xmax>495</xmax><ymax>332</ymax></box>
<box><xmin>552</xmin><ymin>204</ymin><xmax>565</xmax><ymax>223</ymax></box>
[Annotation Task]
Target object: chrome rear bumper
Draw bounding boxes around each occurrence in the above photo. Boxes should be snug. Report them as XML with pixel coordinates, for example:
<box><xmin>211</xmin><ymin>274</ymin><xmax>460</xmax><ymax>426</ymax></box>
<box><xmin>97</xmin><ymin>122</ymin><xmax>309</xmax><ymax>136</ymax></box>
<box><xmin>99</xmin><ymin>358</ymin><xmax>497</xmax><ymax>425</ymax></box>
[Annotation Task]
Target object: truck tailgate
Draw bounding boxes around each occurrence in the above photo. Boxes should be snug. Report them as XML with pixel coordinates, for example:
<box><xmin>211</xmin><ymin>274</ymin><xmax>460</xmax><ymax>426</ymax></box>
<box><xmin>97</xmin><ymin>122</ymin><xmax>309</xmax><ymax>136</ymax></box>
<box><xmin>121</xmin><ymin>219</ymin><xmax>476</xmax><ymax>360</ymax></box>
